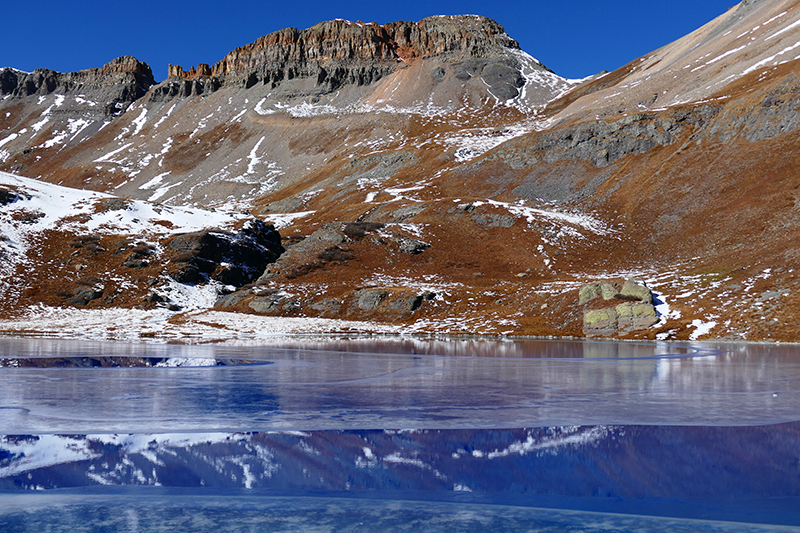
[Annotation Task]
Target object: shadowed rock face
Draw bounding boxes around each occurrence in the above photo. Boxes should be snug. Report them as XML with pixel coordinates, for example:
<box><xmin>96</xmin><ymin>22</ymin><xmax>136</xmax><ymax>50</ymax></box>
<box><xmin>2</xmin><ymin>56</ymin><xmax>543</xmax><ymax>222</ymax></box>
<box><xmin>165</xmin><ymin>220</ymin><xmax>283</xmax><ymax>286</ymax></box>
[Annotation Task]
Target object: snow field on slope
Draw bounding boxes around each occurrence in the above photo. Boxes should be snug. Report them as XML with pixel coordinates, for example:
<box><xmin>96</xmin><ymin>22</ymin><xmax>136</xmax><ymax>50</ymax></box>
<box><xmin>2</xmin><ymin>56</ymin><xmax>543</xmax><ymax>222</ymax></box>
<box><xmin>0</xmin><ymin>171</ymin><xmax>246</xmax><ymax>241</ymax></box>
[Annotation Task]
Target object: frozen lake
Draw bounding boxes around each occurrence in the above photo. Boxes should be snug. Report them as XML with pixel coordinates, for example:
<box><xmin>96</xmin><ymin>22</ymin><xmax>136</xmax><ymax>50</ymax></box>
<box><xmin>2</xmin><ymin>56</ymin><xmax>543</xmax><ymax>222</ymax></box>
<box><xmin>1</xmin><ymin>337</ymin><xmax>800</xmax><ymax>531</ymax></box>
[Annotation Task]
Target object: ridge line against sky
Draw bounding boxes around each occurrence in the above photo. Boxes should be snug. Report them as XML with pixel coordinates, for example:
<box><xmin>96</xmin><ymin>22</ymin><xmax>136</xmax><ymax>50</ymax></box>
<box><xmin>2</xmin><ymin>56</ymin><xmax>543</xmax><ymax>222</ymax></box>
<box><xmin>3</xmin><ymin>0</ymin><xmax>738</xmax><ymax>80</ymax></box>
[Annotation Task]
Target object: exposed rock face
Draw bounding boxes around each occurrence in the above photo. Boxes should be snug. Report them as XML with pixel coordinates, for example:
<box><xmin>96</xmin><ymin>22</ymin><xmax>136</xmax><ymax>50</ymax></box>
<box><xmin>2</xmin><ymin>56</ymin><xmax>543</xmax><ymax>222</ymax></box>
<box><xmin>171</xmin><ymin>16</ymin><xmax>518</xmax><ymax>79</ymax></box>
<box><xmin>0</xmin><ymin>56</ymin><xmax>155</xmax><ymax>112</ymax></box>
<box><xmin>160</xmin><ymin>16</ymin><xmax>540</xmax><ymax>101</ymax></box>
<box><xmin>214</xmin><ymin>221</ymin><xmax>436</xmax><ymax>320</ymax></box>
<box><xmin>165</xmin><ymin>219</ymin><xmax>283</xmax><ymax>286</ymax></box>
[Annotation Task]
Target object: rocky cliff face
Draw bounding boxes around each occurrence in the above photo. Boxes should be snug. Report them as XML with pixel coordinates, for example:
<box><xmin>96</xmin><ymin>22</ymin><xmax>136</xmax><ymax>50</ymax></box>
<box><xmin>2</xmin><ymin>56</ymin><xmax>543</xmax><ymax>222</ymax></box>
<box><xmin>170</xmin><ymin>16</ymin><xmax>518</xmax><ymax>78</ymax></box>
<box><xmin>161</xmin><ymin>16</ymin><xmax>536</xmax><ymax>103</ymax></box>
<box><xmin>0</xmin><ymin>56</ymin><xmax>154</xmax><ymax>113</ymax></box>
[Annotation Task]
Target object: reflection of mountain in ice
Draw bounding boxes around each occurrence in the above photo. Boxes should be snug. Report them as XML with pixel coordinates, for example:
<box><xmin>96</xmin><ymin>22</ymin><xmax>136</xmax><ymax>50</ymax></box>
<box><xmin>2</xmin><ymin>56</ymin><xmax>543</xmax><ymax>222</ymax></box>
<box><xmin>3</xmin><ymin>424</ymin><xmax>800</xmax><ymax>508</ymax></box>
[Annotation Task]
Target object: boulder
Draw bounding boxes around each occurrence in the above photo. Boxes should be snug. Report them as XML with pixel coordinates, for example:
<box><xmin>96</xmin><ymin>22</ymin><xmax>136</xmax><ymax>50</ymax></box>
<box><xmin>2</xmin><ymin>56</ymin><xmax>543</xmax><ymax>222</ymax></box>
<box><xmin>616</xmin><ymin>302</ymin><xmax>659</xmax><ymax>330</ymax></box>
<box><xmin>74</xmin><ymin>287</ymin><xmax>102</xmax><ymax>301</ymax></box>
<box><xmin>397</xmin><ymin>237</ymin><xmax>431</xmax><ymax>255</ymax></box>
<box><xmin>578</xmin><ymin>280</ymin><xmax>619</xmax><ymax>304</ymax></box>
<box><xmin>579</xmin><ymin>278</ymin><xmax>659</xmax><ymax>336</ymax></box>
<box><xmin>166</xmin><ymin>219</ymin><xmax>282</xmax><ymax>286</ymax></box>
<box><xmin>583</xmin><ymin>308</ymin><xmax>619</xmax><ymax>336</ymax></box>
<box><xmin>356</xmin><ymin>289</ymin><xmax>388</xmax><ymax>310</ymax></box>
<box><xmin>620</xmin><ymin>278</ymin><xmax>653</xmax><ymax>303</ymax></box>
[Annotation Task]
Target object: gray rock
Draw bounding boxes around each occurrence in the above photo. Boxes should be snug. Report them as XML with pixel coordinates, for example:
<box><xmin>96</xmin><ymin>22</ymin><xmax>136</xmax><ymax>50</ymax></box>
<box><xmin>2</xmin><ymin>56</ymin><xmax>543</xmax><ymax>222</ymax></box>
<box><xmin>168</xmin><ymin>264</ymin><xmax>200</xmax><ymax>283</ymax></box>
<box><xmin>388</xmin><ymin>294</ymin><xmax>424</xmax><ymax>313</ymax></box>
<box><xmin>67</xmin><ymin>296</ymin><xmax>88</xmax><ymax>306</ymax></box>
<box><xmin>0</xmin><ymin>56</ymin><xmax>155</xmax><ymax>111</ymax></box>
<box><xmin>472</xmin><ymin>213</ymin><xmax>515</xmax><ymax>228</ymax></box>
<box><xmin>215</xmin><ymin>290</ymin><xmax>250</xmax><ymax>308</ymax></box>
<box><xmin>480</xmin><ymin>61</ymin><xmax>525</xmax><ymax>100</ymax></box>
<box><xmin>356</xmin><ymin>289</ymin><xmax>388</xmax><ymax>310</ymax></box>
<box><xmin>397</xmin><ymin>238</ymin><xmax>431</xmax><ymax>255</ymax></box>
<box><xmin>342</xmin><ymin>222</ymin><xmax>384</xmax><ymax>240</ymax></box>
<box><xmin>123</xmin><ymin>259</ymin><xmax>149</xmax><ymax>269</ymax></box>
<box><xmin>248</xmin><ymin>297</ymin><xmax>280</xmax><ymax>314</ymax></box>
<box><xmin>168</xmin><ymin>219</ymin><xmax>283</xmax><ymax>286</ymax></box>
<box><xmin>74</xmin><ymin>288</ymin><xmax>102</xmax><ymax>301</ymax></box>
<box><xmin>247</xmin><ymin>294</ymin><xmax>299</xmax><ymax>314</ymax></box>
<box><xmin>390</xmin><ymin>205</ymin><xmax>427</xmax><ymax>221</ymax></box>
<box><xmin>310</xmin><ymin>298</ymin><xmax>342</xmax><ymax>314</ymax></box>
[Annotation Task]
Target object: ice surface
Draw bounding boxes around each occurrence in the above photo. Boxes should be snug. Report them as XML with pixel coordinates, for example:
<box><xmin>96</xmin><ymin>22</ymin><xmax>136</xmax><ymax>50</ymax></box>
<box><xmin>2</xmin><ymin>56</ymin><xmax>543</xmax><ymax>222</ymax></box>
<box><xmin>1</xmin><ymin>491</ymin><xmax>793</xmax><ymax>532</ymax></box>
<box><xmin>0</xmin><ymin>338</ymin><xmax>798</xmax><ymax>434</ymax></box>
<box><xmin>1</xmin><ymin>337</ymin><xmax>799</xmax><ymax>528</ymax></box>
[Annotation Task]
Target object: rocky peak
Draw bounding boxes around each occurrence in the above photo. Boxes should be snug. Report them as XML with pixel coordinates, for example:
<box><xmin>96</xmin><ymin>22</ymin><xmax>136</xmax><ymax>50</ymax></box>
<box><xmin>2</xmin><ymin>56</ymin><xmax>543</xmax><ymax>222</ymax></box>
<box><xmin>0</xmin><ymin>56</ymin><xmax>155</xmax><ymax>102</ymax></box>
<box><xmin>387</xmin><ymin>15</ymin><xmax>519</xmax><ymax>59</ymax></box>
<box><xmin>168</xmin><ymin>15</ymin><xmax>519</xmax><ymax>80</ymax></box>
<box><xmin>95</xmin><ymin>55</ymin><xmax>154</xmax><ymax>79</ymax></box>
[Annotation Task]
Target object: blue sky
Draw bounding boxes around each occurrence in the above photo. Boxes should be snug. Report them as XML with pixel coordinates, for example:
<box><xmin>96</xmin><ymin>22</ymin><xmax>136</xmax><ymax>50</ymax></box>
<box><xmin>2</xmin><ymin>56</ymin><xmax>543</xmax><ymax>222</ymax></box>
<box><xmin>3</xmin><ymin>0</ymin><xmax>737</xmax><ymax>80</ymax></box>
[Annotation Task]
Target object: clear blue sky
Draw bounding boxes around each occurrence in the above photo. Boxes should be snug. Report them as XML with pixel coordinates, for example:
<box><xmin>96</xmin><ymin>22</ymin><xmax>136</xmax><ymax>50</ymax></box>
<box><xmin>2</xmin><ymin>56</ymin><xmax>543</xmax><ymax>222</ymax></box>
<box><xmin>2</xmin><ymin>0</ymin><xmax>737</xmax><ymax>80</ymax></box>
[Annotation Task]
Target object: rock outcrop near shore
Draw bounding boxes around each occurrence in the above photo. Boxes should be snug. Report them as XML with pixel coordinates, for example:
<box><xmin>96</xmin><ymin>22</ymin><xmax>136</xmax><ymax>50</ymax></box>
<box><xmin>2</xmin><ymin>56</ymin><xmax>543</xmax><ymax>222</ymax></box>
<box><xmin>580</xmin><ymin>279</ymin><xmax>659</xmax><ymax>336</ymax></box>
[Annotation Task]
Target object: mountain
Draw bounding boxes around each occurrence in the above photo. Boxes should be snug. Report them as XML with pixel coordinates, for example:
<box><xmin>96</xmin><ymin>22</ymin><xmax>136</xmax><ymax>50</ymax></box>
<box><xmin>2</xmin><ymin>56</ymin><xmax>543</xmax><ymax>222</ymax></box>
<box><xmin>2</xmin><ymin>2</ymin><xmax>800</xmax><ymax>342</ymax></box>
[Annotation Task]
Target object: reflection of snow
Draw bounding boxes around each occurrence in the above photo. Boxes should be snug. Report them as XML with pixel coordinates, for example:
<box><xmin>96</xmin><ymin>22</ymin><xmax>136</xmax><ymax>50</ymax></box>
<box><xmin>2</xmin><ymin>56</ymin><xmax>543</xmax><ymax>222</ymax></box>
<box><xmin>0</xmin><ymin>435</ymin><xmax>98</xmax><ymax>478</ymax></box>
<box><xmin>154</xmin><ymin>357</ymin><xmax>218</xmax><ymax>367</ymax></box>
<box><xmin>476</xmin><ymin>426</ymin><xmax>612</xmax><ymax>460</ymax></box>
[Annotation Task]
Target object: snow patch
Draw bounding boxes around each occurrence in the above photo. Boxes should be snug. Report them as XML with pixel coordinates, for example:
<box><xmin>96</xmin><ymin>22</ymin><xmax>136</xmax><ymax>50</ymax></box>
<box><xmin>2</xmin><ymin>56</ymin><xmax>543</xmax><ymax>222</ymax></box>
<box><xmin>131</xmin><ymin>109</ymin><xmax>148</xmax><ymax>135</ymax></box>
<box><xmin>689</xmin><ymin>319</ymin><xmax>717</xmax><ymax>340</ymax></box>
<box><xmin>264</xmin><ymin>211</ymin><xmax>316</xmax><ymax>230</ymax></box>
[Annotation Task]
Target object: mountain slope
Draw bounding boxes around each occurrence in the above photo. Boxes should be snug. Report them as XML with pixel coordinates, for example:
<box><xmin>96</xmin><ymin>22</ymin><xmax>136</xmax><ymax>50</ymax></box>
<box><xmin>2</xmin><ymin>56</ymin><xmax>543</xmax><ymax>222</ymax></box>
<box><xmin>2</xmin><ymin>4</ymin><xmax>800</xmax><ymax>341</ymax></box>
